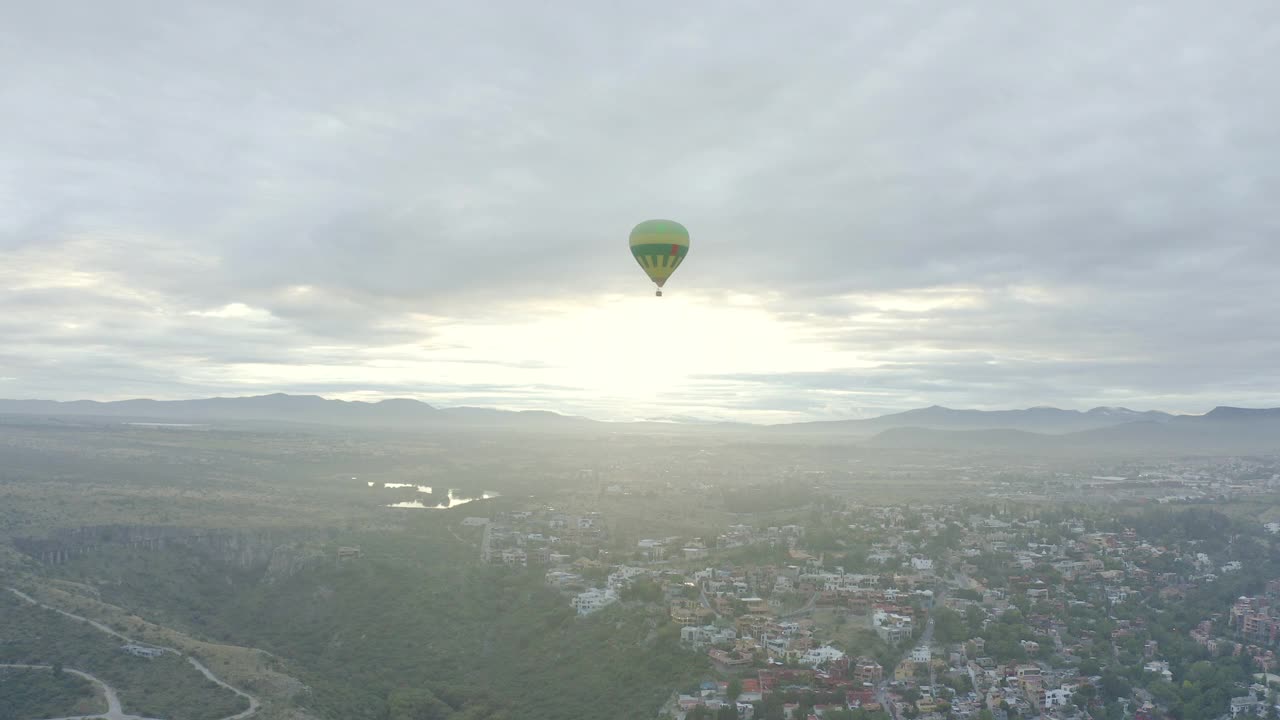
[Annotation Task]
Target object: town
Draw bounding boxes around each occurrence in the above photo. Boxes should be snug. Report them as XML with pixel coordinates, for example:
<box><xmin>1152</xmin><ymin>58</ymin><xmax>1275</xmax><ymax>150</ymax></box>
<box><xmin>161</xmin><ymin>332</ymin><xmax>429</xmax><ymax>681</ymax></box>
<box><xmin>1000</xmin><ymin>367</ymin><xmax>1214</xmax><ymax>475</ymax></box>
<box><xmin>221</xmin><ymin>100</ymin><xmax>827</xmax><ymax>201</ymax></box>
<box><xmin>466</xmin><ymin>458</ymin><xmax>1280</xmax><ymax>720</ymax></box>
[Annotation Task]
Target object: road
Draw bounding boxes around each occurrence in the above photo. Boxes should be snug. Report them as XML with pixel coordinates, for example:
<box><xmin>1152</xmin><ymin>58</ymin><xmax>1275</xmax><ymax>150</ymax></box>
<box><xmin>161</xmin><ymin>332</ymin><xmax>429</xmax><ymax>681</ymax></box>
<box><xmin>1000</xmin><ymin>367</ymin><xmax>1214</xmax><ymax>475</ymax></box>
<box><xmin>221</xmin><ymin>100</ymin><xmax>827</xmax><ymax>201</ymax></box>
<box><xmin>0</xmin><ymin>663</ymin><xmax>162</xmax><ymax>720</ymax></box>
<box><xmin>699</xmin><ymin>583</ymin><xmax>715</xmax><ymax>614</ymax></box>
<box><xmin>185</xmin><ymin>657</ymin><xmax>259</xmax><ymax>720</ymax></box>
<box><xmin>876</xmin><ymin>683</ymin><xmax>897</xmax><ymax>720</ymax></box>
<box><xmin>8</xmin><ymin>587</ymin><xmax>259</xmax><ymax>720</ymax></box>
<box><xmin>920</xmin><ymin>605</ymin><xmax>938</xmax><ymax>692</ymax></box>
<box><xmin>876</xmin><ymin>586</ymin><xmax>945</xmax><ymax>720</ymax></box>
<box><xmin>925</xmin><ymin>616</ymin><xmax>937</xmax><ymax>691</ymax></box>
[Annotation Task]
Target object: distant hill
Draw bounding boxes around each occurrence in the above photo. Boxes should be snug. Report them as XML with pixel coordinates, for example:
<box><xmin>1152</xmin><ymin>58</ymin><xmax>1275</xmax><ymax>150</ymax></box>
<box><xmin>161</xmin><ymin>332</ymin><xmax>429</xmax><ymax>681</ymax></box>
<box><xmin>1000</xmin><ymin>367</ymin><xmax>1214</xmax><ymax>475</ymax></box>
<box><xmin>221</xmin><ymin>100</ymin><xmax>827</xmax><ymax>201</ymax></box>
<box><xmin>2</xmin><ymin>395</ymin><xmax>1277</xmax><ymax>451</ymax></box>
<box><xmin>866</xmin><ymin>407</ymin><xmax>1280</xmax><ymax>454</ymax></box>
<box><xmin>772</xmin><ymin>404</ymin><xmax>1174</xmax><ymax>436</ymax></box>
<box><xmin>869</xmin><ymin>427</ymin><xmax>1061</xmax><ymax>451</ymax></box>
<box><xmin>0</xmin><ymin>393</ymin><xmax>594</xmax><ymax>431</ymax></box>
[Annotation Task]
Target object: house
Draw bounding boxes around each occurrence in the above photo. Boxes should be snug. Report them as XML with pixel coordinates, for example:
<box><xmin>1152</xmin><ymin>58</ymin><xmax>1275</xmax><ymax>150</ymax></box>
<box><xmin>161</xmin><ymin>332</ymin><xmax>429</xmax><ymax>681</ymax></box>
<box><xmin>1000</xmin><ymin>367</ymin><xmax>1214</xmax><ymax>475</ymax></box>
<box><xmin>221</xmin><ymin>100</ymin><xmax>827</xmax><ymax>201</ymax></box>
<box><xmin>1230</xmin><ymin>696</ymin><xmax>1264</xmax><ymax>717</ymax></box>
<box><xmin>801</xmin><ymin>645</ymin><xmax>846</xmax><ymax>667</ymax></box>
<box><xmin>873</xmin><ymin>610</ymin><xmax>914</xmax><ymax>644</ymax></box>
<box><xmin>852</xmin><ymin>659</ymin><xmax>883</xmax><ymax>685</ymax></box>
<box><xmin>1044</xmin><ymin>688</ymin><xmax>1072</xmax><ymax>709</ymax></box>
<box><xmin>461</xmin><ymin>517</ymin><xmax>489</xmax><ymax>527</ymax></box>
<box><xmin>571</xmin><ymin>588</ymin><xmax>618</xmax><ymax>615</ymax></box>
<box><xmin>1144</xmin><ymin>661</ymin><xmax>1173</xmax><ymax>682</ymax></box>
<box><xmin>337</xmin><ymin>546</ymin><xmax>362</xmax><ymax>559</ymax></box>
<box><xmin>545</xmin><ymin>571</ymin><xmax>582</xmax><ymax>588</ymax></box>
<box><xmin>681</xmin><ymin>624</ymin><xmax>736</xmax><ymax>649</ymax></box>
<box><xmin>121</xmin><ymin>644</ymin><xmax>164</xmax><ymax>659</ymax></box>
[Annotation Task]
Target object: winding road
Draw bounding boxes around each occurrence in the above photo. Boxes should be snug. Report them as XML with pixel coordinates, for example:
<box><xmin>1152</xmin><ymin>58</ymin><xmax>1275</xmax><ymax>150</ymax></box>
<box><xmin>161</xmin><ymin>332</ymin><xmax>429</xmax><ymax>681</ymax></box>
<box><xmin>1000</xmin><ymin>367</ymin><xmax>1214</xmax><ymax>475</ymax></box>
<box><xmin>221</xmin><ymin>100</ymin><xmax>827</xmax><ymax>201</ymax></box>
<box><xmin>7</xmin><ymin>587</ymin><xmax>259</xmax><ymax>720</ymax></box>
<box><xmin>0</xmin><ymin>662</ymin><xmax>160</xmax><ymax>720</ymax></box>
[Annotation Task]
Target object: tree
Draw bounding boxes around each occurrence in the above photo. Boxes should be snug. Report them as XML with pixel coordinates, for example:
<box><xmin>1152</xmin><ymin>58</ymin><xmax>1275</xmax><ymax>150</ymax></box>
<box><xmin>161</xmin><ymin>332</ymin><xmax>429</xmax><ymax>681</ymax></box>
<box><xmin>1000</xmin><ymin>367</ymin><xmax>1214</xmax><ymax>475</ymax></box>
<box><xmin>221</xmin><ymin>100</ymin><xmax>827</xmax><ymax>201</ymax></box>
<box><xmin>933</xmin><ymin>607</ymin><xmax>967</xmax><ymax>644</ymax></box>
<box><xmin>965</xmin><ymin>606</ymin><xmax>987</xmax><ymax>636</ymax></box>
<box><xmin>727</xmin><ymin>678</ymin><xmax>742</xmax><ymax>704</ymax></box>
<box><xmin>758</xmin><ymin>695</ymin><xmax>785</xmax><ymax>720</ymax></box>
<box><xmin>50</xmin><ymin>662</ymin><xmax>63</xmax><ymax>677</ymax></box>
<box><xmin>387</xmin><ymin>688</ymin><xmax>455</xmax><ymax>720</ymax></box>
<box><xmin>1100</xmin><ymin>671</ymin><xmax>1131</xmax><ymax>702</ymax></box>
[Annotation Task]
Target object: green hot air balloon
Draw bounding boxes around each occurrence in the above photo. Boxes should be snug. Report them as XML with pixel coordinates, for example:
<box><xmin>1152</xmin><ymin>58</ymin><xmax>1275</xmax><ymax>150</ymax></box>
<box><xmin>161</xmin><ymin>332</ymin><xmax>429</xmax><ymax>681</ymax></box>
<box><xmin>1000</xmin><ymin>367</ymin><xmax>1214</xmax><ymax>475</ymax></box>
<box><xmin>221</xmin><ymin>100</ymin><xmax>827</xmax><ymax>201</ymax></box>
<box><xmin>629</xmin><ymin>219</ymin><xmax>690</xmax><ymax>297</ymax></box>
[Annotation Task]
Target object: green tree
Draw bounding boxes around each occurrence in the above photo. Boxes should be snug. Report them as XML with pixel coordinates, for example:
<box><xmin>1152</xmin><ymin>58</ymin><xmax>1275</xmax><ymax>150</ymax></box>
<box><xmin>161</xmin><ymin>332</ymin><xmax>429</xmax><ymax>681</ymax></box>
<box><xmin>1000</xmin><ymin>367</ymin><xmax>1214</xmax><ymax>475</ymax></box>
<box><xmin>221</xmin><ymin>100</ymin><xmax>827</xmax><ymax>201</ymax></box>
<box><xmin>727</xmin><ymin>678</ymin><xmax>742</xmax><ymax>703</ymax></box>
<box><xmin>387</xmin><ymin>688</ymin><xmax>455</xmax><ymax>720</ymax></box>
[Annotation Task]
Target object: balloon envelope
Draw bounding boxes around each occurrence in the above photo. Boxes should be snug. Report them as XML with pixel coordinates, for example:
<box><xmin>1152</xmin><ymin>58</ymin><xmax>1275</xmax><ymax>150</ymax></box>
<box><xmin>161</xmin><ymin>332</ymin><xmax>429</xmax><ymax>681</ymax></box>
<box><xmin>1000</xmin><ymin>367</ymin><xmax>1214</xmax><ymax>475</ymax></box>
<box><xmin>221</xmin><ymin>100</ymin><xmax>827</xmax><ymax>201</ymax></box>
<box><xmin>629</xmin><ymin>219</ymin><xmax>689</xmax><ymax>289</ymax></box>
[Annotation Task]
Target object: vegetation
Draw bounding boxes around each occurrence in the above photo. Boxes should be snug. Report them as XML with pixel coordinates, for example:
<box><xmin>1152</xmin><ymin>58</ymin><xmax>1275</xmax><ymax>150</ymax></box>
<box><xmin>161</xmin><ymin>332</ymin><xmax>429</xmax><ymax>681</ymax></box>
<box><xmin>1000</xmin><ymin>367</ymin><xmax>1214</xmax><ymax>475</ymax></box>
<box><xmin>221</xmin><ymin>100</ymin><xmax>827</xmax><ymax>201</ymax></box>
<box><xmin>40</xmin><ymin>519</ymin><xmax>706</xmax><ymax>720</ymax></box>
<box><xmin>0</xmin><ymin>592</ymin><xmax>249</xmax><ymax>720</ymax></box>
<box><xmin>0</xmin><ymin>665</ymin><xmax>103</xmax><ymax>720</ymax></box>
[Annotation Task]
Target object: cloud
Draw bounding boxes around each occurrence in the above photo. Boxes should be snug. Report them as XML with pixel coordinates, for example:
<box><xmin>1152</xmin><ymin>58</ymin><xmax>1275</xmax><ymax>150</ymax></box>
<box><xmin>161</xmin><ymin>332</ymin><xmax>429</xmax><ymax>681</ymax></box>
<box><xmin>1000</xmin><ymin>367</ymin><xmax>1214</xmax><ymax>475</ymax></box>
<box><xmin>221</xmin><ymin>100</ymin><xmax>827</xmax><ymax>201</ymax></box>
<box><xmin>2</xmin><ymin>1</ymin><xmax>1279</xmax><ymax>420</ymax></box>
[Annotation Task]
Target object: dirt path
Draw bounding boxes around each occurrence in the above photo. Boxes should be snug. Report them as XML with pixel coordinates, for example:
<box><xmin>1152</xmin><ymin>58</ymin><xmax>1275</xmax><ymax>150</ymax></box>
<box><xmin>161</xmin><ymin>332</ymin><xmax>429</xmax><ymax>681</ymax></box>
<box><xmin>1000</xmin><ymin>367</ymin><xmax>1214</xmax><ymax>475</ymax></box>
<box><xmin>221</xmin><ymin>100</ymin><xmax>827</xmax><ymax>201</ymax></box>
<box><xmin>7</xmin><ymin>587</ymin><xmax>259</xmax><ymax>720</ymax></box>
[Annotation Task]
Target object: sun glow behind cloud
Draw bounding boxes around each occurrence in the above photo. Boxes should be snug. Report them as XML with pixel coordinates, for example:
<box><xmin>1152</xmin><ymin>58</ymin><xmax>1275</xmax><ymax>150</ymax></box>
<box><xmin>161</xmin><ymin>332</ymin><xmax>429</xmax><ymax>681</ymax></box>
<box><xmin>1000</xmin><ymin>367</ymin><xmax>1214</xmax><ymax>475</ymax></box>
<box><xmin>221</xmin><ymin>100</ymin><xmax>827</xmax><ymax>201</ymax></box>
<box><xmin>171</xmin><ymin>292</ymin><xmax>880</xmax><ymax>421</ymax></box>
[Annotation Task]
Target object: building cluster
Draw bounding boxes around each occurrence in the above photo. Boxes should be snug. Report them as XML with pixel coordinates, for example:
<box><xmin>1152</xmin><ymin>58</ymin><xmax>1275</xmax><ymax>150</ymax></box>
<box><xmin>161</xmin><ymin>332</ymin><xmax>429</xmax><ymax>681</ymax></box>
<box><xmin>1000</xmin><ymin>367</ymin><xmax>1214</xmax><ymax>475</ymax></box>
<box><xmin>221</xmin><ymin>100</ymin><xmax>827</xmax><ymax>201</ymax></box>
<box><xmin>464</xmin><ymin>458</ymin><xmax>1280</xmax><ymax>720</ymax></box>
<box><xmin>479</xmin><ymin>508</ymin><xmax>609</xmax><ymax>568</ymax></box>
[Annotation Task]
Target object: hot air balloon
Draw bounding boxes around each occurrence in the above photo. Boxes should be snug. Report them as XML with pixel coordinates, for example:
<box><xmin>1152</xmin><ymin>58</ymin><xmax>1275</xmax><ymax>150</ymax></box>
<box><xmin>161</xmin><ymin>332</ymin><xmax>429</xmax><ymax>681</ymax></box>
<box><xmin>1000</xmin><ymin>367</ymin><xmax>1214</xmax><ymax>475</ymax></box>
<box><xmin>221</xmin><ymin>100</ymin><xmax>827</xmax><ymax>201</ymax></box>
<box><xmin>629</xmin><ymin>219</ymin><xmax>689</xmax><ymax>297</ymax></box>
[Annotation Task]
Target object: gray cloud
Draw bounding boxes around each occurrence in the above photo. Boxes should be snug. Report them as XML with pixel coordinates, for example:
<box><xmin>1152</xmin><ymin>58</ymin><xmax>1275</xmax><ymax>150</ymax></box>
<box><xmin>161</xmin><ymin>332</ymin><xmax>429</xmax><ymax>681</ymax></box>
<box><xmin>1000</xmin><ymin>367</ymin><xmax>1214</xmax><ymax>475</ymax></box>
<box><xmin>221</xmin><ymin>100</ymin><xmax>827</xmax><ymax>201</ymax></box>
<box><xmin>2</xmin><ymin>1</ymin><xmax>1279</xmax><ymax>418</ymax></box>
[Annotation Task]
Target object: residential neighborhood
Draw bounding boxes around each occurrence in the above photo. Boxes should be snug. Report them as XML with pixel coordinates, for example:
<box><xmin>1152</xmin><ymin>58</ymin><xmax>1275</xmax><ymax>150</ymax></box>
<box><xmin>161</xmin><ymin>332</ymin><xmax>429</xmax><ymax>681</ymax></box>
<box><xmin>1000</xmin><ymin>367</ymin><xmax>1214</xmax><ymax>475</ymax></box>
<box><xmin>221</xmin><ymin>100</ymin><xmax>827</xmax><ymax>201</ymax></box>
<box><xmin>460</xmin><ymin>455</ymin><xmax>1280</xmax><ymax>720</ymax></box>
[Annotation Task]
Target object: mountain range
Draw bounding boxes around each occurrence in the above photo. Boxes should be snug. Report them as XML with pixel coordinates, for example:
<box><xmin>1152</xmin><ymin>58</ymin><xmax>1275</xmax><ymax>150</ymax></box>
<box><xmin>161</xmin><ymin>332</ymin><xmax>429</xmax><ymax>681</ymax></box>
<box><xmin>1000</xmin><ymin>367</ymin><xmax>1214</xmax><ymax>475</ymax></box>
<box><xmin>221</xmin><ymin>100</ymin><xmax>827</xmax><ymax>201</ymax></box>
<box><xmin>771</xmin><ymin>404</ymin><xmax>1176</xmax><ymax>435</ymax></box>
<box><xmin>1</xmin><ymin>394</ymin><xmax>1278</xmax><ymax>453</ymax></box>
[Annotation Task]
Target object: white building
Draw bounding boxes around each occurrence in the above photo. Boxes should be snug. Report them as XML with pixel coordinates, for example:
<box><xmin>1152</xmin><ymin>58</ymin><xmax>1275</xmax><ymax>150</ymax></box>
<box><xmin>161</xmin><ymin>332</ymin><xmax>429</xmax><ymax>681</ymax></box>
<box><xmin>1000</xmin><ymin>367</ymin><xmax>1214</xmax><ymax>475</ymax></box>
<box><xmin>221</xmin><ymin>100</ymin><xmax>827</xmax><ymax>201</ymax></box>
<box><xmin>1144</xmin><ymin>661</ymin><xmax>1173</xmax><ymax>682</ymax></box>
<box><xmin>873</xmin><ymin>610</ymin><xmax>914</xmax><ymax>644</ymax></box>
<box><xmin>1044</xmin><ymin>688</ymin><xmax>1073</xmax><ymax>709</ymax></box>
<box><xmin>545</xmin><ymin>571</ymin><xmax>582</xmax><ymax>588</ymax></box>
<box><xmin>801</xmin><ymin>645</ymin><xmax>846</xmax><ymax>666</ymax></box>
<box><xmin>911</xmin><ymin>645</ymin><xmax>932</xmax><ymax>663</ymax></box>
<box><xmin>572</xmin><ymin>588</ymin><xmax>618</xmax><ymax>615</ymax></box>
<box><xmin>912</xmin><ymin>557</ymin><xmax>935</xmax><ymax>573</ymax></box>
<box><xmin>681</xmin><ymin>625</ymin><xmax>737</xmax><ymax>648</ymax></box>
<box><xmin>607</xmin><ymin>565</ymin><xmax>648</xmax><ymax>590</ymax></box>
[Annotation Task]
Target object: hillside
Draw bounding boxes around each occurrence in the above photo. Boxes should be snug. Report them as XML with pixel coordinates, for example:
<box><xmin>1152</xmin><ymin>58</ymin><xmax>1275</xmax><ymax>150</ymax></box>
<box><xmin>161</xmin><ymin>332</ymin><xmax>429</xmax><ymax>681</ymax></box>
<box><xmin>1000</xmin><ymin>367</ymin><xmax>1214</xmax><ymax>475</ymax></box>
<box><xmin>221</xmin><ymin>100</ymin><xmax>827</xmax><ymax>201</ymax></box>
<box><xmin>28</xmin><ymin>521</ymin><xmax>706</xmax><ymax>720</ymax></box>
<box><xmin>775</xmin><ymin>404</ymin><xmax>1175</xmax><ymax>436</ymax></box>
<box><xmin>866</xmin><ymin>408</ymin><xmax>1280</xmax><ymax>454</ymax></box>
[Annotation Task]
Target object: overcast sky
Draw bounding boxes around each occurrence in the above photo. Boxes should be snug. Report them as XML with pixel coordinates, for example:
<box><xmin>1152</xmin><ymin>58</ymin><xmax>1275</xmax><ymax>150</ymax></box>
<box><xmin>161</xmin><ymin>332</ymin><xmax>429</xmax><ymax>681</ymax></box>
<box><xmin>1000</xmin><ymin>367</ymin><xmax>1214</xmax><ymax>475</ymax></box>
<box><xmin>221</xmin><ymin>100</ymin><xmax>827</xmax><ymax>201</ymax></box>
<box><xmin>3</xmin><ymin>1</ymin><xmax>1278</xmax><ymax>422</ymax></box>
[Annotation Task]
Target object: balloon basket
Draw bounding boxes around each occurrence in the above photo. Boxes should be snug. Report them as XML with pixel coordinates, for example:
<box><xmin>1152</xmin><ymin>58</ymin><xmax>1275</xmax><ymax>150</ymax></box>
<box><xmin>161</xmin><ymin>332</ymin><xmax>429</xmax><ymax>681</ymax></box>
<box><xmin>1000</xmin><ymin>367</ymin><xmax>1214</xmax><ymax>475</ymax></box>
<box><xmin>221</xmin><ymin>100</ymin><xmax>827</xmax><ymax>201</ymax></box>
<box><xmin>655</xmin><ymin>290</ymin><xmax>663</xmax><ymax>297</ymax></box>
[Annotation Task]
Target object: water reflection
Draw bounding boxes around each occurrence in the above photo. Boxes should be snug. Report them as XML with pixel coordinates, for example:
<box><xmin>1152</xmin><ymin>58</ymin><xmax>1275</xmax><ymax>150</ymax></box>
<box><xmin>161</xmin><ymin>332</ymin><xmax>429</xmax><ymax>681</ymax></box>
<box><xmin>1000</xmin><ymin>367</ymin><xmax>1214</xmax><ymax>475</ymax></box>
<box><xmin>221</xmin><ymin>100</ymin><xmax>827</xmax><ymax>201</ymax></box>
<box><xmin>385</xmin><ymin>490</ymin><xmax>500</xmax><ymax>509</ymax></box>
